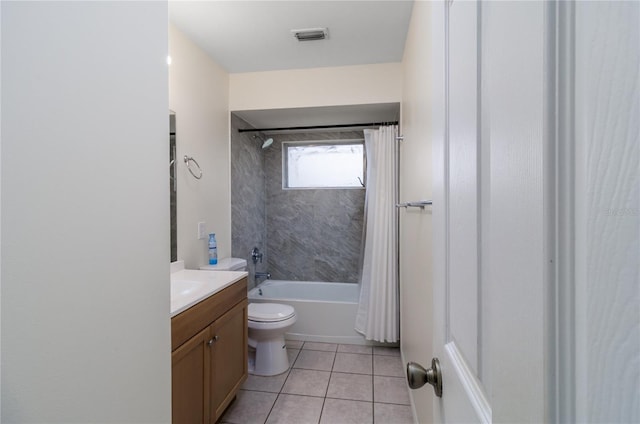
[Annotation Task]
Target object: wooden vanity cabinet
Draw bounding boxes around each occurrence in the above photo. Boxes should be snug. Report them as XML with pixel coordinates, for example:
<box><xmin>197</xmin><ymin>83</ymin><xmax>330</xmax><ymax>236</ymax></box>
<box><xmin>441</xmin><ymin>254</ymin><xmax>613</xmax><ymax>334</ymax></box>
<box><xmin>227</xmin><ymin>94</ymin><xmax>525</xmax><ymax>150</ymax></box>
<box><xmin>171</xmin><ymin>277</ymin><xmax>248</xmax><ymax>423</ymax></box>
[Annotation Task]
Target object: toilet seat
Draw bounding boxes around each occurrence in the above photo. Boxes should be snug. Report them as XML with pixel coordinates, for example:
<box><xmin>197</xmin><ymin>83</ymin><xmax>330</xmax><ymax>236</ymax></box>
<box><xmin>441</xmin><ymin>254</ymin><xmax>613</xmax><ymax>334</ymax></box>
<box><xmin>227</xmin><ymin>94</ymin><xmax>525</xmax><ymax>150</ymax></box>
<box><xmin>248</xmin><ymin>303</ymin><xmax>295</xmax><ymax>323</ymax></box>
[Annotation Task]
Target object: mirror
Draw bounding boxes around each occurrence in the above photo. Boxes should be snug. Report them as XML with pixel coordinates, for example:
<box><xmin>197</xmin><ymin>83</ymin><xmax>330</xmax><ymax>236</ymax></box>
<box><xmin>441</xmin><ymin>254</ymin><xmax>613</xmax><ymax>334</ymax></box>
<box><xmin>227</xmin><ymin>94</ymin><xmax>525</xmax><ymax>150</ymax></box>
<box><xmin>170</xmin><ymin>112</ymin><xmax>177</xmax><ymax>262</ymax></box>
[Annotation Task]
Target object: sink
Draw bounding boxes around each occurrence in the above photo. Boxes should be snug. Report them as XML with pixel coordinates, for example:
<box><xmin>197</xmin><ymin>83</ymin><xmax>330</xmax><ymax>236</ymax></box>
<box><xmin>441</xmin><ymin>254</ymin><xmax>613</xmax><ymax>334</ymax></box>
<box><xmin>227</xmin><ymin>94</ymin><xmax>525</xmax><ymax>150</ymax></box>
<box><xmin>170</xmin><ymin>268</ymin><xmax>249</xmax><ymax>316</ymax></box>
<box><xmin>171</xmin><ymin>279</ymin><xmax>205</xmax><ymax>298</ymax></box>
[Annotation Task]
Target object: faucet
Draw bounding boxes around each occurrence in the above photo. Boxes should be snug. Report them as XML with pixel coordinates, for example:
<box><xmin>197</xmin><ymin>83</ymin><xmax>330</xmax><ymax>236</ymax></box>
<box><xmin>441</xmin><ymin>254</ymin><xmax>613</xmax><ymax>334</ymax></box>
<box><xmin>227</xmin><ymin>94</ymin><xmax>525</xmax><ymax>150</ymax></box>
<box><xmin>254</xmin><ymin>271</ymin><xmax>271</xmax><ymax>280</ymax></box>
<box><xmin>251</xmin><ymin>247</ymin><xmax>263</xmax><ymax>265</ymax></box>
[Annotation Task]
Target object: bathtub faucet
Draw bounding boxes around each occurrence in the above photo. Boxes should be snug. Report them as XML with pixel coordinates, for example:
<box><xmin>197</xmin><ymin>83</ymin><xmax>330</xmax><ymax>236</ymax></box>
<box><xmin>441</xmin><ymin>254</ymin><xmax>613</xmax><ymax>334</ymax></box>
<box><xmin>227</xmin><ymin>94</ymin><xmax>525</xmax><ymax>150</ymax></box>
<box><xmin>255</xmin><ymin>271</ymin><xmax>271</xmax><ymax>280</ymax></box>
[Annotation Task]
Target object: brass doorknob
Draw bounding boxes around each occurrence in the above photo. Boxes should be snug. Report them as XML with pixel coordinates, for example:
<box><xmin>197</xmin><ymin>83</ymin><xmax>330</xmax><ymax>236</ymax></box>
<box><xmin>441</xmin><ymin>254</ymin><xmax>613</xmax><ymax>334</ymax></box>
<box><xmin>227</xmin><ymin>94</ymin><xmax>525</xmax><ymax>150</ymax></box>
<box><xmin>406</xmin><ymin>358</ymin><xmax>443</xmax><ymax>397</ymax></box>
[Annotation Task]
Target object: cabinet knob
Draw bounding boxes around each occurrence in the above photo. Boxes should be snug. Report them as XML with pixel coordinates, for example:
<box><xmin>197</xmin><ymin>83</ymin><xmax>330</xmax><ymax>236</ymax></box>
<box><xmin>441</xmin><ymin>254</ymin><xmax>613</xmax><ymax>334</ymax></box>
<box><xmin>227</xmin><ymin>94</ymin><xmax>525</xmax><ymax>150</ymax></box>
<box><xmin>207</xmin><ymin>335</ymin><xmax>219</xmax><ymax>346</ymax></box>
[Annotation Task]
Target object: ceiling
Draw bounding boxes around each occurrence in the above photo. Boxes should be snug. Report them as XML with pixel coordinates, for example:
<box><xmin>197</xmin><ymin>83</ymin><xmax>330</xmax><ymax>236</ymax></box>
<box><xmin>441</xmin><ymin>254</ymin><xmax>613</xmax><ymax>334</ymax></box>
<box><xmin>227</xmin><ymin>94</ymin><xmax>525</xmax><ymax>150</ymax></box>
<box><xmin>169</xmin><ymin>1</ymin><xmax>412</xmax><ymax>130</ymax></box>
<box><xmin>169</xmin><ymin>1</ymin><xmax>414</xmax><ymax>73</ymax></box>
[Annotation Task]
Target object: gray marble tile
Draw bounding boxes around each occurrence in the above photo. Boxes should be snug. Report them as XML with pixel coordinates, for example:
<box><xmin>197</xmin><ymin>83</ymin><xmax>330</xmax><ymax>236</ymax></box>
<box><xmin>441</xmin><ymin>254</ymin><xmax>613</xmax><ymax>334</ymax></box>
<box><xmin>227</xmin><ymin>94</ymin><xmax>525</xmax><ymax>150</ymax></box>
<box><xmin>263</xmin><ymin>132</ymin><xmax>365</xmax><ymax>283</ymax></box>
<box><xmin>265</xmin><ymin>394</ymin><xmax>324</xmax><ymax>424</ymax></box>
<box><xmin>242</xmin><ymin>370</ymin><xmax>289</xmax><ymax>393</ymax></box>
<box><xmin>220</xmin><ymin>389</ymin><xmax>277</xmax><ymax>424</ymax></box>
<box><xmin>293</xmin><ymin>349</ymin><xmax>336</xmax><ymax>371</ymax></box>
<box><xmin>373</xmin><ymin>354</ymin><xmax>405</xmax><ymax>377</ymax></box>
<box><xmin>281</xmin><ymin>369</ymin><xmax>330</xmax><ymax>397</ymax></box>
<box><xmin>332</xmin><ymin>352</ymin><xmax>373</xmax><ymax>375</ymax></box>
<box><xmin>373</xmin><ymin>402</ymin><xmax>414</xmax><ymax>424</ymax></box>
<box><xmin>303</xmin><ymin>342</ymin><xmax>338</xmax><ymax>352</ymax></box>
<box><xmin>320</xmin><ymin>398</ymin><xmax>373</xmax><ymax>424</ymax></box>
<box><xmin>338</xmin><ymin>344</ymin><xmax>373</xmax><ymax>355</ymax></box>
<box><xmin>326</xmin><ymin>372</ymin><xmax>373</xmax><ymax>402</ymax></box>
<box><xmin>230</xmin><ymin>114</ymin><xmax>268</xmax><ymax>289</ymax></box>
<box><xmin>373</xmin><ymin>376</ymin><xmax>410</xmax><ymax>405</ymax></box>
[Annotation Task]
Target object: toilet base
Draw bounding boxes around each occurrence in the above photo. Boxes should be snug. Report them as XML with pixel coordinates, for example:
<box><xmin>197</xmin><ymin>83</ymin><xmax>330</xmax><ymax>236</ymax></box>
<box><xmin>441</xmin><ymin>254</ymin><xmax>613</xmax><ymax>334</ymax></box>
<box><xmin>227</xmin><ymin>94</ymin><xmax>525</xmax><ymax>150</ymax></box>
<box><xmin>250</xmin><ymin>335</ymin><xmax>289</xmax><ymax>376</ymax></box>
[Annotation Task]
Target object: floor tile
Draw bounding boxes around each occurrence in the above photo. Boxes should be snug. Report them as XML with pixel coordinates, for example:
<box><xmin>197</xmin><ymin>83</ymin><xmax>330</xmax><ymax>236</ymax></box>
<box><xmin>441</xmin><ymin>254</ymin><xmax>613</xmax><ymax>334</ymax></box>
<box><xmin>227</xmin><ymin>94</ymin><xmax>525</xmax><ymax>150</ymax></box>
<box><xmin>293</xmin><ymin>349</ymin><xmax>335</xmax><ymax>371</ymax></box>
<box><xmin>243</xmin><ymin>370</ymin><xmax>289</xmax><ymax>393</ymax></box>
<box><xmin>338</xmin><ymin>344</ymin><xmax>373</xmax><ymax>355</ymax></box>
<box><xmin>374</xmin><ymin>402</ymin><xmax>414</xmax><ymax>424</ymax></box>
<box><xmin>373</xmin><ymin>346</ymin><xmax>401</xmax><ymax>357</ymax></box>
<box><xmin>332</xmin><ymin>352</ymin><xmax>372</xmax><ymax>375</ymax></box>
<box><xmin>282</xmin><ymin>369</ymin><xmax>331</xmax><ymax>397</ymax></box>
<box><xmin>320</xmin><ymin>398</ymin><xmax>373</xmax><ymax>424</ymax></box>
<box><xmin>220</xmin><ymin>390</ymin><xmax>277</xmax><ymax>424</ymax></box>
<box><xmin>373</xmin><ymin>354</ymin><xmax>405</xmax><ymax>377</ymax></box>
<box><xmin>286</xmin><ymin>340</ymin><xmax>303</xmax><ymax>350</ymax></box>
<box><xmin>228</xmin><ymin>343</ymin><xmax>413</xmax><ymax>423</ymax></box>
<box><xmin>326</xmin><ymin>372</ymin><xmax>373</xmax><ymax>402</ymax></box>
<box><xmin>373</xmin><ymin>376</ymin><xmax>410</xmax><ymax>405</ymax></box>
<box><xmin>265</xmin><ymin>394</ymin><xmax>324</xmax><ymax>424</ymax></box>
<box><xmin>303</xmin><ymin>342</ymin><xmax>338</xmax><ymax>352</ymax></box>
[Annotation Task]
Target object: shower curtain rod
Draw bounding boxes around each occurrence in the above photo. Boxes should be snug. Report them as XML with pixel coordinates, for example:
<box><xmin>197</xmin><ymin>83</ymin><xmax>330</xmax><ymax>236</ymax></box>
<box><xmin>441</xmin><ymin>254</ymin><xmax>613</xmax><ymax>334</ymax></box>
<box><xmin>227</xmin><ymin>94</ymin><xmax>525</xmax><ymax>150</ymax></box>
<box><xmin>237</xmin><ymin>121</ymin><xmax>399</xmax><ymax>133</ymax></box>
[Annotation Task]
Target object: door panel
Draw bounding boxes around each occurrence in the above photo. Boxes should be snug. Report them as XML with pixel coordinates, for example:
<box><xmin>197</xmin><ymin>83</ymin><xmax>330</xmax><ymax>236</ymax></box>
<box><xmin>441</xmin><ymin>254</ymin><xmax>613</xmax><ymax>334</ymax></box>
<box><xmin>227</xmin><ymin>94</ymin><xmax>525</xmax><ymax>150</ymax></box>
<box><xmin>210</xmin><ymin>300</ymin><xmax>248</xmax><ymax>421</ymax></box>
<box><xmin>448</xmin><ymin>0</ymin><xmax>480</xmax><ymax>376</ymax></box>
<box><xmin>433</xmin><ymin>0</ymin><xmax>547</xmax><ymax>422</ymax></box>
<box><xmin>438</xmin><ymin>1</ymin><xmax>488</xmax><ymax>422</ymax></box>
<box><xmin>172</xmin><ymin>327</ymin><xmax>210</xmax><ymax>424</ymax></box>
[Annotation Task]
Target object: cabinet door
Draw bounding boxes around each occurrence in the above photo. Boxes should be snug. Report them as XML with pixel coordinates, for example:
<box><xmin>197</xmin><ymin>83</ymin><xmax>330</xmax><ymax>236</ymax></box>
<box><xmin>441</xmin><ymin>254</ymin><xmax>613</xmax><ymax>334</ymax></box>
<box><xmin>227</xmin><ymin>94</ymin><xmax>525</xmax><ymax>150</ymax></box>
<box><xmin>210</xmin><ymin>300</ymin><xmax>248</xmax><ymax>421</ymax></box>
<box><xmin>172</xmin><ymin>327</ymin><xmax>210</xmax><ymax>424</ymax></box>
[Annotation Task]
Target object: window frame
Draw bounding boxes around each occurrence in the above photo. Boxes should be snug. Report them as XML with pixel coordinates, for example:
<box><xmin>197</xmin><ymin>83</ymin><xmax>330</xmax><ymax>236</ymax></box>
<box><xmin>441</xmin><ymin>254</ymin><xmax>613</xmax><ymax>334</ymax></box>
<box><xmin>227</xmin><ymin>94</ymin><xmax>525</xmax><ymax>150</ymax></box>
<box><xmin>282</xmin><ymin>139</ymin><xmax>366</xmax><ymax>190</ymax></box>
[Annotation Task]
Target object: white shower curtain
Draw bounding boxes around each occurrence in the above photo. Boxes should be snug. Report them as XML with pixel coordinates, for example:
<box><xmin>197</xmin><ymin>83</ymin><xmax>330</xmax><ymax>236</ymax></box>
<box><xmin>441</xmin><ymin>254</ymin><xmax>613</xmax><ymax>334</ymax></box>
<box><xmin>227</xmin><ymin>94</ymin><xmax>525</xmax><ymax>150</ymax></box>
<box><xmin>355</xmin><ymin>125</ymin><xmax>398</xmax><ymax>343</ymax></box>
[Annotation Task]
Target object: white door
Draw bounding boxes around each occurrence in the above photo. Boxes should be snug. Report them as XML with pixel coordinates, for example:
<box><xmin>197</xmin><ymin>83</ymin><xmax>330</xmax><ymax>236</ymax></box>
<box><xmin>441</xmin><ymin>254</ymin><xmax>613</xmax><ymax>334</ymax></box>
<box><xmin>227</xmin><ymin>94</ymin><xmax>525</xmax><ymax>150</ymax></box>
<box><xmin>425</xmin><ymin>1</ymin><xmax>549</xmax><ymax>422</ymax></box>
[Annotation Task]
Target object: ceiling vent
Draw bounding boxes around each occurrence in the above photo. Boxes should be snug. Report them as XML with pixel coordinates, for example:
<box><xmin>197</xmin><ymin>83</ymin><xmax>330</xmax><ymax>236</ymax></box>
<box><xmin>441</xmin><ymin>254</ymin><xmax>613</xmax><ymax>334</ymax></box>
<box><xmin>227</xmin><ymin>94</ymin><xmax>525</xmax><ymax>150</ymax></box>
<box><xmin>291</xmin><ymin>27</ymin><xmax>329</xmax><ymax>42</ymax></box>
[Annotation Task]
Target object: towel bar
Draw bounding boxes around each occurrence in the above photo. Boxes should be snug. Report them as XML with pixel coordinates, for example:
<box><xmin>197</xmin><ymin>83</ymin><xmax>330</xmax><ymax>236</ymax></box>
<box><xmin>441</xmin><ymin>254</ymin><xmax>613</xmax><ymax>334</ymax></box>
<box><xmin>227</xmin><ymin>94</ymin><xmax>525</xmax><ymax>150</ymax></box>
<box><xmin>396</xmin><ymin>201</ymin><xmax>433</xmax><ymax>209</ymax></box>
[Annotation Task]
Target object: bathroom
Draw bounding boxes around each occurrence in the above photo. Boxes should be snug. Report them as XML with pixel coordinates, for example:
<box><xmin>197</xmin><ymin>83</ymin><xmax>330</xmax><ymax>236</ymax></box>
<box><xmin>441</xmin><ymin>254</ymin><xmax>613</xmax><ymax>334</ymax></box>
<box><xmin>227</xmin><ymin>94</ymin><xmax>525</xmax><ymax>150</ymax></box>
<box><xmin>167</xmin><ymin>3</ymin><xmax>415</xmax><ymax>420</ymax></box>
<box><xmin>3</xmin><ymin>1</ymin><xmax>637</xmax><ymax>423</ymax></box>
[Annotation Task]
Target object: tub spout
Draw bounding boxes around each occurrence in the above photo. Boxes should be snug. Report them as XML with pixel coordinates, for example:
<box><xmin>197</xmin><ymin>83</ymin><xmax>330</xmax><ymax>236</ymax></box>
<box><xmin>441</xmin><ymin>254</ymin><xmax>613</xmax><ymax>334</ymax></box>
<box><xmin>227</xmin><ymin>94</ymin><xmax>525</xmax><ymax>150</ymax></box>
<box><xmin>255</xmin><ymin>272</ymin><xmax>271</xmax><ymax>280</ymax></box>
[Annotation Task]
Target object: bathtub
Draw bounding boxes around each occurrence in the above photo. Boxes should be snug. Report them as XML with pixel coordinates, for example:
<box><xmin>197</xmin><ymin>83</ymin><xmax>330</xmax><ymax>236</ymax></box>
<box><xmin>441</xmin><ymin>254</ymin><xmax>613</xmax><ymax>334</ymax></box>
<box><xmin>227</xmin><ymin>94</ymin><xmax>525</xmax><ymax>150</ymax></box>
<box><xmin>248</xmin><ymin>280</ymin><xmax>367</xmax><ymax>345</ymax></box>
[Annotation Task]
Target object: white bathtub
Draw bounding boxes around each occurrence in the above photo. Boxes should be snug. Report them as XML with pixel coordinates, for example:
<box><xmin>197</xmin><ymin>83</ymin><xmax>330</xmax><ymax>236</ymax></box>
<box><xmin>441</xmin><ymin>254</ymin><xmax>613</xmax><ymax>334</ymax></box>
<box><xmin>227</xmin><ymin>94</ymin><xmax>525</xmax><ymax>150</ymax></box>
<box><xmin>248</xmin><ymin>280</ymin><xmax>367</xmax><ymax>345</ymax></box>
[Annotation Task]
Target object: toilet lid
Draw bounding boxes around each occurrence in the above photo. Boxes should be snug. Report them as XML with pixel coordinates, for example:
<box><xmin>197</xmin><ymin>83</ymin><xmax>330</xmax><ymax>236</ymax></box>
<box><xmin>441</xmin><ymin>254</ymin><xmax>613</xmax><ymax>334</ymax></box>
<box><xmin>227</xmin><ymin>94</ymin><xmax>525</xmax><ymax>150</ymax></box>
<box><xmin>248</xmin><ymin>303</ymin><xmax>295</xmax><ymax>322</ymax></box>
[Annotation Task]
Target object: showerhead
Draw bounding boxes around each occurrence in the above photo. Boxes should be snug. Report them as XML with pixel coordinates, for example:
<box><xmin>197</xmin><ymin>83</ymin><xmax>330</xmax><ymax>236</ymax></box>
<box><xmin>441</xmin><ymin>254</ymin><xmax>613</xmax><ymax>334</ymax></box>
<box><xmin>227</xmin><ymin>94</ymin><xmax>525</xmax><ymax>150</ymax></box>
<box><xmin>254</xmin><ymin>135</ymin><xmax>273</xmax><ymax>149</ymax></box>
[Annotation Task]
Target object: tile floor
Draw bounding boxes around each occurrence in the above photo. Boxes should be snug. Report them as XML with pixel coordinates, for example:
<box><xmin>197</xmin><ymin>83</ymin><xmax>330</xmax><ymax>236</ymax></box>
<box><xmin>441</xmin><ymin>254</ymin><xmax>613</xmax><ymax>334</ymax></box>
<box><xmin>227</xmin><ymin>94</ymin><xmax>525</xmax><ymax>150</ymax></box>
<box><xmin>220</xmin><ymin>341</ymin><xmax>414</xmax><ymax>424</ymax></box>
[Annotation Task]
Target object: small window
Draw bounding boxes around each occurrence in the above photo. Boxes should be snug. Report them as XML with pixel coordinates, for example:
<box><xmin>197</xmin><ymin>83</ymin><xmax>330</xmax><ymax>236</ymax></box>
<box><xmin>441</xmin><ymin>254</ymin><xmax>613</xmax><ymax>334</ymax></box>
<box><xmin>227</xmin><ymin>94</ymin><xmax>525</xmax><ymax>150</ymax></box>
<box><xmin>283</xmin><ymin>140</ymin><xmax>364</xmax><ymax>189</ymax></box>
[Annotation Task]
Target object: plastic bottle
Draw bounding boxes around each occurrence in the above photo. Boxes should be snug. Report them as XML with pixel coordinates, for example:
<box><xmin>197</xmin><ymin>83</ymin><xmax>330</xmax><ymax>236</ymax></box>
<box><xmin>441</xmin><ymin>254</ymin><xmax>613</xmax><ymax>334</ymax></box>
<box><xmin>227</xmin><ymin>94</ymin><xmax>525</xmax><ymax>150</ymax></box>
<box><xmin>208</xmin><ymin>233</ymin><xmax>218</xmax><ymax>265</ymax></box>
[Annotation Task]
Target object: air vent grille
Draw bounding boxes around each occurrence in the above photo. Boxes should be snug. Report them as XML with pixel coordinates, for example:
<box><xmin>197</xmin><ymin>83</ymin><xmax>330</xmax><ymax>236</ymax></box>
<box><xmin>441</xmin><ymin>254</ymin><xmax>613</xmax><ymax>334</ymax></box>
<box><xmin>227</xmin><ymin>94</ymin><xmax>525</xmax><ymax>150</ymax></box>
<box><xmin>291</xmin><ymin>28</ymin><xmax>329</xmax><ymax>42</ymax></box>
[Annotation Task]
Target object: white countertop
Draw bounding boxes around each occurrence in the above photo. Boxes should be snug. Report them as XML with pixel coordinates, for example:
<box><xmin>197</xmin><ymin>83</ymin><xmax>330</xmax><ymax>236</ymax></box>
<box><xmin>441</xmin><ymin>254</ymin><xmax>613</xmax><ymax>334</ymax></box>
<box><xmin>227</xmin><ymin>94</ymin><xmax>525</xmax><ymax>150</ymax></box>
<box><xmin>170</xmin><ymin>264</ymin><xmax>248</xmax><ymax>317</ymax></box>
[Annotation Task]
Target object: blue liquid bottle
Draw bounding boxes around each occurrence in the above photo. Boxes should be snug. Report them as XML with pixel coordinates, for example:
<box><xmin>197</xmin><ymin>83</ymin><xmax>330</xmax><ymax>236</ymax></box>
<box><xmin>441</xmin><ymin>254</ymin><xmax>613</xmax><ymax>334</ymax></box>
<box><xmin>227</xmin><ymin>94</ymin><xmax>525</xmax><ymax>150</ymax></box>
<box><xmin>208</xmin><ymin>233</ymin><xmax>218</xmax><ymax>265</ymax></box>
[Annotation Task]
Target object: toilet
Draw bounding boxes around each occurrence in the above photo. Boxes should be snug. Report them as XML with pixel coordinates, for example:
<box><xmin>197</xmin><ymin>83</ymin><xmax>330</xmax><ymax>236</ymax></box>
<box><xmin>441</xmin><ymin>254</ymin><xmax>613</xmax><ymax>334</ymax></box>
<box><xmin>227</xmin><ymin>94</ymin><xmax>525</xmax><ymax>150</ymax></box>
<box><xmin>199</xmin><ymin>257</ymin><xmax>248</xmax><ymax>272</ymax></box>
<box><xmin>200</xmin><ymin>258</ymin><xmax>298</xmax><ymax>376</ymax></box>
<box><xmin>247</xmin><ymin>303</ymin><xmax>297</xmax><ymax>375</ymax></box>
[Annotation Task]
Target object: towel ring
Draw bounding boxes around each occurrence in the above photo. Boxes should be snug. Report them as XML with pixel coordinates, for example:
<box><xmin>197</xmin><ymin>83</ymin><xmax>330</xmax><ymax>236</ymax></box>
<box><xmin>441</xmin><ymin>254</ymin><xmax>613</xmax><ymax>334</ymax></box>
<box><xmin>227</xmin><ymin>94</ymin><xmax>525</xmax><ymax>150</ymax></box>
<box><xmin>184</xmin><ymin>155</ymin><xmax>203</xmax><ymax>179</ymax></box>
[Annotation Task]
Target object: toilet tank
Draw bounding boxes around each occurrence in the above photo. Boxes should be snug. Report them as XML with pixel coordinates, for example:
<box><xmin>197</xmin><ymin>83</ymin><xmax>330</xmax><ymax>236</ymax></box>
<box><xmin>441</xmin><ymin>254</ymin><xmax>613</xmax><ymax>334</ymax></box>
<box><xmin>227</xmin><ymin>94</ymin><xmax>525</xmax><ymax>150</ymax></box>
<box><xmin>199</xmin><ymin>257</ymin><xmax>247</xmax><ymax>272</ymax></box>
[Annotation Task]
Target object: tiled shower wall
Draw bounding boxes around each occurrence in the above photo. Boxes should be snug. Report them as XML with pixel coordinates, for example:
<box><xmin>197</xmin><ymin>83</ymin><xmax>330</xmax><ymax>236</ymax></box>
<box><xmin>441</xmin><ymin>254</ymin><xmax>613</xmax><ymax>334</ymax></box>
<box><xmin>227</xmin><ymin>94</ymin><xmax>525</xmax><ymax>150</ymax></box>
<box><xmin>264</xmin><ymin>131</ymin><xmax>365</xmax><ymax>283</ymax></box>
<box><xmin>230</xmin><ymin>114</ymin><xmax>268</xmax><ymax>288</ymax></box>
<box><xmin>231</xmin><ymin>114</ymin><xmax>365</xmax><ymax>284</ymax></box>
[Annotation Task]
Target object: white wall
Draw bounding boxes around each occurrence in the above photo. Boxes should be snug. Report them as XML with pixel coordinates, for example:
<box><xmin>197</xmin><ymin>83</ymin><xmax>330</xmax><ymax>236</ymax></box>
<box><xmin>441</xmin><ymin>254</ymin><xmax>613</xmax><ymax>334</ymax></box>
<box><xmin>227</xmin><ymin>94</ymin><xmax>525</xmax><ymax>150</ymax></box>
<box><xmin>229</xmin><ymin>63</ymin><xmax>402</xmax><ymax>111</ymax></box>
<box><xmin>169</xmin><ymin>24</ymin><xmax>231</xmax><ymax>269</ymax></box>
<box><xmin>399</xmin><ymin>2</ymin><xmax>434</xmax><ymax>422</ymax></box>
<box><xmin>1</xmin><ymin>2</ymin><xmax>170</xmax><ymax>422</ymax></box>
